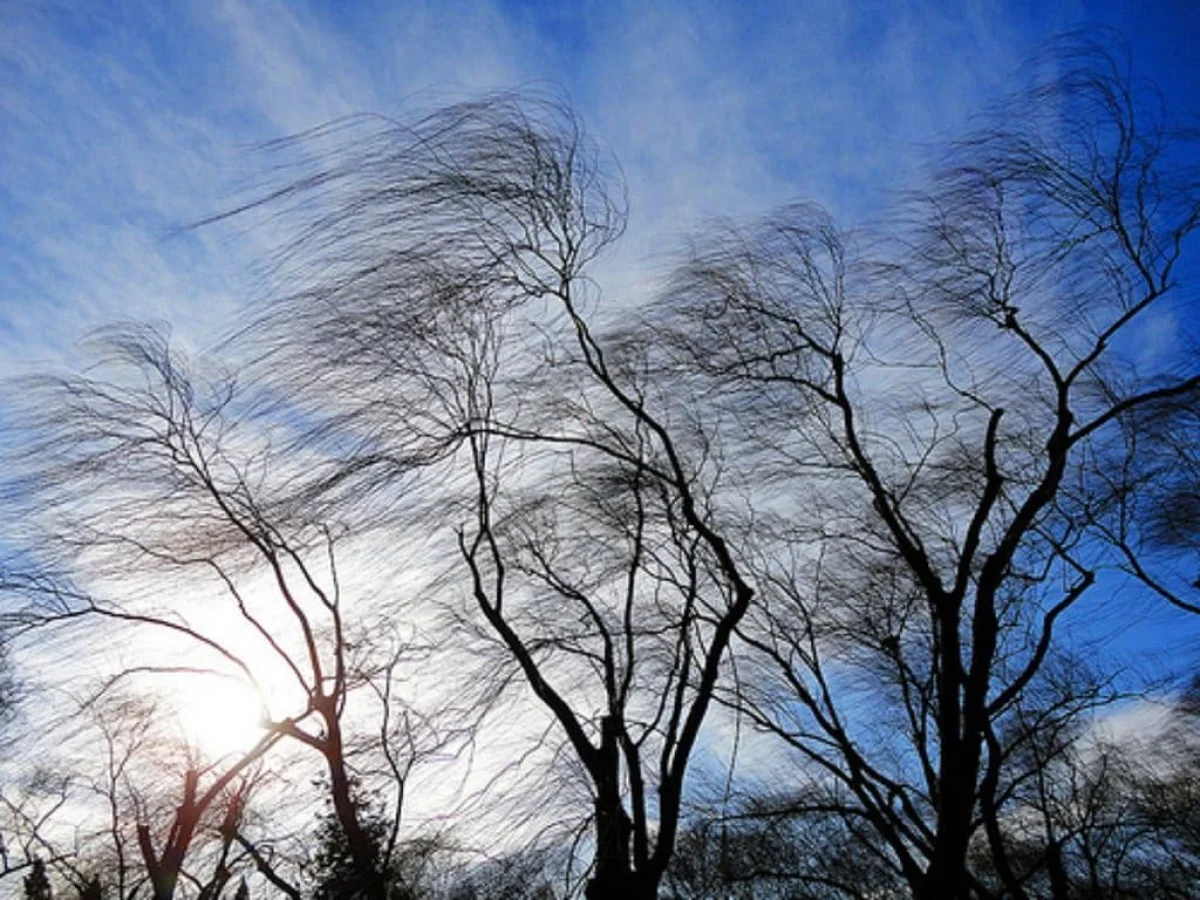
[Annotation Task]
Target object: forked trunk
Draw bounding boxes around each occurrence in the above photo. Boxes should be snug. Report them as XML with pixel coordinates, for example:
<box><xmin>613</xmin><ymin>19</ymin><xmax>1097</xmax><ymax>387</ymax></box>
<box><xmin>584</xmin><ymin>870</ymin><xmax>659</xmax><ymax>900</ymax></box>
<box><xmin>585</xmin><ymin>717</ymin><xmax>661</xmax><ymax>900</ymax></box>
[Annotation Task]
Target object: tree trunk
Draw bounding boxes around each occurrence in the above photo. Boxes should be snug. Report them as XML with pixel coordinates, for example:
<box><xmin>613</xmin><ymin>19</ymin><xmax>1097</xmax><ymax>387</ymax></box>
<box><xmin>139</xmin><ymin>770</ymin><xmax>203</xmax><ymax>900</ymax></box>
<box><xmin>323</xmin><ymin>709</ymin><xmax>388</xmax><ymax>900</ymax></box>
<box><xmin>585</xmin><ymin>716</ymin><xmax>660</xmax><ymax>900</ymax></box>
<box><xmin>590</xmin><ymin>716</ymin><xmax>632</xmax><ymax>892</ymax></box>
<box><xmin>1046</xmin><ymin>839</ymin><xmax>1071</xmax><ymax>900</ymax></box>
<box><xmin>584</xmin><ymin>871</ymin><xmax>659</xmax><ymax>900</ymax></box>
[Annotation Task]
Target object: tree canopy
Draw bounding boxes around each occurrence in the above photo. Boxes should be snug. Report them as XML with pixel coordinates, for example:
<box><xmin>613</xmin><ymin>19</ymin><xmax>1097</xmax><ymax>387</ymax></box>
<box><xmin>1</xmin><ymin>35</ymin><xmax>1198</xmax><ymax>900</ymax></box>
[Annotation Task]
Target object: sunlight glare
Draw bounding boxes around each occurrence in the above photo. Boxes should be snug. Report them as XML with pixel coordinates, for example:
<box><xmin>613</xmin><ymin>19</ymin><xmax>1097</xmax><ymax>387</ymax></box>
<box><xmin>174</xmin><ymin>674</ymin><xmax>269</xmax><ymax>761</ymax></box>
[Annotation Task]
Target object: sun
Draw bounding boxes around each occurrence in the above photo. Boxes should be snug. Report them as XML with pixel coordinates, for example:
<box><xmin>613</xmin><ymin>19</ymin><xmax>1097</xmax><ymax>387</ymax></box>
<box><xmin>173</xmin><ymin>671</ymin><xmax>271</xmax><ymax>761</ymax></box>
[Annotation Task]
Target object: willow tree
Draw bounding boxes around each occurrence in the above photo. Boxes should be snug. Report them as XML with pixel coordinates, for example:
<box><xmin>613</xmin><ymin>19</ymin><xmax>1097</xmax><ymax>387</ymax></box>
<box><xmin>3</xmin><ymin>326</ymin><xmax>436</xmax><ymax>900</ymax></box>
<box><xmin>202</xmin><ymin>36</ymin><xmax>1200</xmax><ymax>899</ymax></box>
<box><xmin>228</xmin><ymin>94</ymin><xmax>758</xmax><ymax>900</ymax></box>
<box><xmin>647</xmin><ymin>39</ymin><xmax>1200</xmax><ymax>900</ymax></box>
<box><xmin>6</xmin><ymin>34</ymin><xmax>1196</xmax><ymax>900</ymax></box>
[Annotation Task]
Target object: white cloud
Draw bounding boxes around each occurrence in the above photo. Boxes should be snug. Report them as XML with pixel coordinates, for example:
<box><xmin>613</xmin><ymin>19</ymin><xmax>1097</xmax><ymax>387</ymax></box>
<box><xmin>0</xmin><ymin>0</ymin><xmax>1090</xmax><ymax>376</ymax></box>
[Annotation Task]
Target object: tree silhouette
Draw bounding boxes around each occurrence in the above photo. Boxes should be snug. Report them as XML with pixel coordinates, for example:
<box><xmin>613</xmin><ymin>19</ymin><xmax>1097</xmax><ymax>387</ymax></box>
<box><xmin>1</xmin><ymin>32</ymin><xmax>1196</xmax><ymax>900</ymax></box>
<box><xmin>213</xmin><ymin>39</ymin><xmax>1197</xmax><ymax>899</ymax></box>
<box><xmin>220</xmin><ymin>91</ymin><xmax>760</xmax><ymax>899</ymax></box>
<box><xmin>308</xmin><ymin>781</ymin><xmax>397</xmax><ymax>900</ymax></box>
<box><xmin>23</xmin><ymin>858</ymin><xmax>52</xmax><ymax>900</ymax></box>
<box><xmin>2</xmin><ymin>327</ymin><xmax>441</xmax><ymax>899</ymax></box>
<box><xmin>647</xmin><ymin>37</ymin><xmax>1199</xmax><ymax>900</ymax></box>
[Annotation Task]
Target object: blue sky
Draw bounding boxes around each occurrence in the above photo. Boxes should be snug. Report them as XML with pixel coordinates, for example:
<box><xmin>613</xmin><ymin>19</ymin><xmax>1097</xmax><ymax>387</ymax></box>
<box><xmin>3</xmin><ymin>0</ymin><xmax>1196</xmax><ymax>372</ymax></box>
<box><xmin>1</xmin><ymin>0</ymin><xmax>1198</xmax><ymax>673</ymax></box>
<box><xmin>2</xmin><ymin>5</ymin><xmax>1200</xmax><ymax>866</ymax></box>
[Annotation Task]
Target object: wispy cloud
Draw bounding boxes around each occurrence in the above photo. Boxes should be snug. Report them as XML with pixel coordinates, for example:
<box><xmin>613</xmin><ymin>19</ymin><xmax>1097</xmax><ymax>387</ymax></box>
<box><xmin>0</xmin><ymin>0</ymin><xmax>1175</xmax><ymax>371</ymax></box>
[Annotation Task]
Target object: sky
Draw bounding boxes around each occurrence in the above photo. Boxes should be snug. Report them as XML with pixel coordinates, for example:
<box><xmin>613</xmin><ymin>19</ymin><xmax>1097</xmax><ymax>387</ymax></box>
<box><xmin>0</xmin><ymin>2</ymin><xmax>1194</xmax><ymax>648</ymax></box>
<box><xmin>0</xmin><ymin>0</ymin><xmax>1197</xmax><ymax>690</ymax></box>
<box><xmin>2</xmin><ymin>0</ymin><xmax>1197</xmax><ymax>376</ymax></box>
<box><xmin>1</xmin><ymin>0</ymin><xmax>1199</xmax><ymax>870</ymax></box>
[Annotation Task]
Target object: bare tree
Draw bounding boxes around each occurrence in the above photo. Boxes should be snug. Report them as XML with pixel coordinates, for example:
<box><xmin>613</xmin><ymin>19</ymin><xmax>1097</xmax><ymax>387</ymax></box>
<box><xmin>645</xmin><ymin>37</ymin><xmax>1199</xmax><ymax>900</ymax></box>
<box><xmin>663</xmin><ymin>796</ymin><xmax>905</xmax><ymax>900</ymax></box>
<box><xmin>2</xmin><ymin>325</ymin><xmax>440</xmax><ymax>899</ymax></box>
<box><xmin>217</xmin><ymin>93</ymin><xmax>759</xmax><ymax>899</ymax></box>
<box><xmin>172</xmin><ymin>37</ymin><xmax>1198</xmax><ymax>899</ymax></box>
<box><xmin>979</xmin><ymin>679</ymin><xmax>1200</xmax><ymax>899</ymax></box>
<box><xmin>0</xmin><ymin>773</ymin><xmax>74</xmax><ymax>892</ymax></box>
<box><xmin>0</xmin><ymin>614</ymin><xmax>282</xmax><ymax>900</ymax></box>
<box><xmin>4</xmin><ymin>33</ymin><xmax>1196</xmax><ymax>900</ymax></box>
